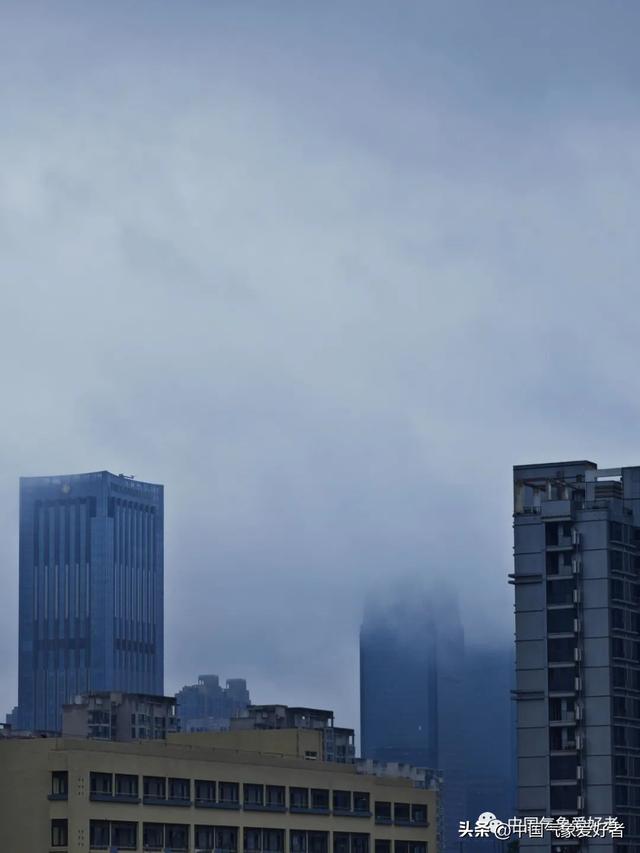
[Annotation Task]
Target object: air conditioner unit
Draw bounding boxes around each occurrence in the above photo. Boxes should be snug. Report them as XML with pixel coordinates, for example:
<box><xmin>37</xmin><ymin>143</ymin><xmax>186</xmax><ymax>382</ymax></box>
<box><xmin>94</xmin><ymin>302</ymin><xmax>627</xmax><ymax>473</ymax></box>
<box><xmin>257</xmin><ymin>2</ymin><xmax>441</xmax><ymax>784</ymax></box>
<box><xmin>572</xmin><ymin>557</ymin><xmax>581</xmax><ymax>574</ymax></box>
<box><xmin>572</xmin><ymin>529</ymin><xmax>581</xmax><ymax>546</ymax></box>
<box><xmin>575</xmin><ymin>733</ymin><xmax>584</xmax><ymax>750</ymax></box>
<box><xmin>573</xmin><ymin>618</ymin><xmax>582</xmax><ymax>633</ymax></box>
<box><xmin>574</xmin><ymin>676</ymin><xmax>582</xmax><ymax>692</ymax></box>
<box><xmin>573</xmin><ymin>588</ymin><xmax>581</xmax><ymax>604</ymax></box>
<box><xmin>574</xmin><ymin>647</ymin><xmax>583</xmax><ymax>662</ymax></box>
<box><xmin>577</xmin><ymin>794</ymin><xmax>585</xmax><ymax>810</ymax></box>
<box><xmin>575</xmin><ymin>703</ymin><xmax>583</xmax><ymax>721</ymax></box>
<box><xmin>577</xmin><ymin>765</ymin><xmax>584</xmax><ymax>780</ymax></box>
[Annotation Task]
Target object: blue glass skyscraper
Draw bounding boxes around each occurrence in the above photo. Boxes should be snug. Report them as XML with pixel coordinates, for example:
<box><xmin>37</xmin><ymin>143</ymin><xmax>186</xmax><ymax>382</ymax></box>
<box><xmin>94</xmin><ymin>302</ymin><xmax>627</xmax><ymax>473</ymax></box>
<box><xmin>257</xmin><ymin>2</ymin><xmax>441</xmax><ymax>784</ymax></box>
<box><xmin>17</xmin><ymin>471</ymin><xmax>164</xmax><ymax>732</ymax></box>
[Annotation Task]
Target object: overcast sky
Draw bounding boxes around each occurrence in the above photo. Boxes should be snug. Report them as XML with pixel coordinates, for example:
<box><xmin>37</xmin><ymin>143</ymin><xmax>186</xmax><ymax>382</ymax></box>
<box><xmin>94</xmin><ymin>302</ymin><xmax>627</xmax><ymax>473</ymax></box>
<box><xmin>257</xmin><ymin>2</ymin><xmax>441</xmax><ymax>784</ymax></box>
<box><xmin>2</xmin><ymin>0</ymin><xmax>640</xmax><ymax>728</ymax></box>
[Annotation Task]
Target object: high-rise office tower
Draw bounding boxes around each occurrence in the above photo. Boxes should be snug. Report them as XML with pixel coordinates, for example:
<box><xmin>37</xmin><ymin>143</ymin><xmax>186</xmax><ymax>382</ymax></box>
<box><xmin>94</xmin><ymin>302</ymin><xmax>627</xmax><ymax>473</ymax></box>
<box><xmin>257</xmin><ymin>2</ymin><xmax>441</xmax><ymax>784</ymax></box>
<box><xmin>513</xmin><ymin>460</ymin><xmax>640</xmax><ymax>852</ymax></box>
<box><xmin>359</xmin><ymin>587</ymin><xmax>466</xmax><ymax>853</ymax></box>
<box><xmin>17</xmin><ymin>471</ymin><xmax>164</xmax><ymax>732</ymax></box>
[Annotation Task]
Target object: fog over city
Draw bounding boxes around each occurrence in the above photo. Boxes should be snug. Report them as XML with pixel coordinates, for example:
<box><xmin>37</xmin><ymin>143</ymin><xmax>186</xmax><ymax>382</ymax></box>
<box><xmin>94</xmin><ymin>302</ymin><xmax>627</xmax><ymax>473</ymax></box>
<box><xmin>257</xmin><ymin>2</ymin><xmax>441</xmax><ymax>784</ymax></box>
<box><xmin>2</xmin><ymin>0</ymin><xmax>640</xmax><ymax>728</ymax></box>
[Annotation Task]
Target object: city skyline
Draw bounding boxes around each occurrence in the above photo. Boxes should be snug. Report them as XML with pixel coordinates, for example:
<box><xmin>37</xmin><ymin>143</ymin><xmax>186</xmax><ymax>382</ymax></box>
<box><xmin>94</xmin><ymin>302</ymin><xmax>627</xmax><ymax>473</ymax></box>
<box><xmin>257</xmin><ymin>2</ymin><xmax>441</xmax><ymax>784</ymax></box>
<box><xmin>3</xmin><ymin>0</ymin><xmax>640</xmax><ymax>731</ymax></box>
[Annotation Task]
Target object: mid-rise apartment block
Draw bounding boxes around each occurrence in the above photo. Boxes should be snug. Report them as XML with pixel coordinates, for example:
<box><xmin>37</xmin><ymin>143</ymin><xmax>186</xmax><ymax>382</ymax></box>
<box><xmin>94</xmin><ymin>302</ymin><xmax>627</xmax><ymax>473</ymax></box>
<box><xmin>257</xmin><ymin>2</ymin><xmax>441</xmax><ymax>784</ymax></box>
<box><xmin>232</xmin><ymin>705</ymin><xmax>355</xmax><ymax>764</ymax></box>
<box><xmin>513</xmin><ymin>460</ymin><xmax>640</xmax><ymax>853</ymax></box>
<box><xmin>0</xmin><ymin>728</ymin><xmax>437</xmax><ymax>853</ymax></box>
<box><xmin>17</xmin><ymin>471</ymin><xmax>164</xmax><ymax>732</ymax></box>
<box><xmin>62</xmin><ymin>692</ymin><xmax>178</xmax><ymax>741</ymax></box>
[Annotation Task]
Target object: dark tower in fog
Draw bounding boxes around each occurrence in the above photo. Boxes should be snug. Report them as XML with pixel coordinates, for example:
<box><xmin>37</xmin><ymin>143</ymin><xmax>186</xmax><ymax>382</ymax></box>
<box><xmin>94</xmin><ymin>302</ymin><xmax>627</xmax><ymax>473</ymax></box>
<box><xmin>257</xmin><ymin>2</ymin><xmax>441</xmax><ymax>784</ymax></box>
<box><xmin>359</xmin><ymin>588</ymin><xmax>466</xmax><ymax>853</ymax></box>
<box><xmin>17</xmin><ymin>471</ymin><xmax>164</xmax><ymax>732</ymax></box>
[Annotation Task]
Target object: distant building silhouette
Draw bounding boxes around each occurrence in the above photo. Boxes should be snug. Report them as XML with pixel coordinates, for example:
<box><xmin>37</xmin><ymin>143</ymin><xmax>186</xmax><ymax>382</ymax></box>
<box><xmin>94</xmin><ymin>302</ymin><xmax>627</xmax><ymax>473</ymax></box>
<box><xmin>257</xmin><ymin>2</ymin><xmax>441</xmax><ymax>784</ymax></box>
<box><xmin>17</xmin><ymin>471</ymin><xmax>164</xmax><ymax>732</ymax></box>
<box><xmin>463</xmin><ymin>645</ymin><xmax>517</xmax><ymax>841</ymax></box>
<box><xmin>359</xmin><ymin>587</ymin><xmax>466</xmax><ymax>853</ymax></box>
<box><xmin>176</xmin><ymin>674</ymin><xmax>250</xmax><ymax>732</ymax></box>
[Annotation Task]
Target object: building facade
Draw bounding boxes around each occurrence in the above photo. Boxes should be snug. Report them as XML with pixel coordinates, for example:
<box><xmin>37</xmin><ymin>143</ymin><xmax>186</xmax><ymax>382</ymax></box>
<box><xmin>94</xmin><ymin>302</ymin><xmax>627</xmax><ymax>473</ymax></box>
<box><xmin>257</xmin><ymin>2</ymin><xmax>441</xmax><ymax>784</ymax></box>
<box><xmin>17</xmin><ymin>471</ymin><xmax>164</xmax><ymax>732</ymax></box>
<box><xmin>513</xmin><ymin>460</ymin><xmax>640</xmax><ymax>853</ymax></box>
<box><xmin>359</xmin><ymin>590</ymin><xmax>465</xmax><ymax>853</ymax></box>
<box><xmin>0</xmin><ymin>730</ymin><xmax>437</xmax><ymax>853</ymax></box>
<box><xmin>176</xmin><ymin>675</ymin><xmax>250</xmax><ymax>732</ymax></box>
<box><xmin>232</xmin><ymin>705</ymin><xmax>355</xmax><ymax>763</ymax></box>
<box><xmin>62</xmin><ymin>692</ymin><xmax>178</xmax><ymax>741</ymax></box>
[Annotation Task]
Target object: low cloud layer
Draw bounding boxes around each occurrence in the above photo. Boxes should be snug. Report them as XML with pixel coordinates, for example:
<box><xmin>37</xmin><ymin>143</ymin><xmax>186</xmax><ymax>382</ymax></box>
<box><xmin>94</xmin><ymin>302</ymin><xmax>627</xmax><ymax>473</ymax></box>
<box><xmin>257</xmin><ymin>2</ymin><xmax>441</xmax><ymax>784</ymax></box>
<box><xmin>2</xmin><ymin>1</ymin><xmax>640</xmax><ymax>727</ymax></box>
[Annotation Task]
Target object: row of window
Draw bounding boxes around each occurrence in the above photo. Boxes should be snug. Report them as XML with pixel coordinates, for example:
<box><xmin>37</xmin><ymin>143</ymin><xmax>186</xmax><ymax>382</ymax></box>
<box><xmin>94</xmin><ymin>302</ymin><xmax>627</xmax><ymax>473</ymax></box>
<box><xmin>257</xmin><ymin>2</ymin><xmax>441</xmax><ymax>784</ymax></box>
<box><xmin>50</xmin><ymin>821</ymin><xmax>428</xmax><ymax>853</ymax></box>
<box><xmin>616</xmin><ymin>785</ymin><xmax>640</xmax><ymax>808</ymax></box>
<box><xmin>615</xmin><ymin>755</ymin><xmax>640</xmax><ymax>778</ymax></box>
<box><xmin>613</xmin><ymin>666</ymin><xmax>640</xmax><ymax>692</ymax></box>
<box><xmin>614</xmin><ymin>726</ymin><xmax>640</xmax><ymax>749</ymax></box>
<box><xmin>56</xmin><ymin>772</ymin><xmax>426</xmax><ymax>823</ymax></box>
<box><xmin>611</xmin><ymin>579</ymin><xmax>640</xmax><ymax>606</ymax></box>
<box><xmin>612</xmin><ymin>607</ymin><xmax>640</xmax><ymax>633</ymax></box>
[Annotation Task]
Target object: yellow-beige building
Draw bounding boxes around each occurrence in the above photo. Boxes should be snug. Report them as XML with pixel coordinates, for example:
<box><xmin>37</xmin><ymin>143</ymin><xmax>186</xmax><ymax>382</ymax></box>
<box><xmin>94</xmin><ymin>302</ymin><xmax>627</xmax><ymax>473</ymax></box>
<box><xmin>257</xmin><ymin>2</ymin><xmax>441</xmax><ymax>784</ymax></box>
<box><xmin>0</xmin><ymin>728</ymin><xmax>438</xmax><ymax>853</ymax></box>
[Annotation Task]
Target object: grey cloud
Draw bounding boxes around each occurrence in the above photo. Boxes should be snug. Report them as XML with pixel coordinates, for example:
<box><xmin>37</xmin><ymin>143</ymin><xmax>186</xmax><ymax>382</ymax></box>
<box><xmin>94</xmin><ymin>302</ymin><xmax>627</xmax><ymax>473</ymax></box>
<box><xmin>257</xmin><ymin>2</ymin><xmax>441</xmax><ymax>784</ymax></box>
<box><xmin>2</xmin><ymin>0</ymin><xmax>640</xmax><ymax>728</ymax></box>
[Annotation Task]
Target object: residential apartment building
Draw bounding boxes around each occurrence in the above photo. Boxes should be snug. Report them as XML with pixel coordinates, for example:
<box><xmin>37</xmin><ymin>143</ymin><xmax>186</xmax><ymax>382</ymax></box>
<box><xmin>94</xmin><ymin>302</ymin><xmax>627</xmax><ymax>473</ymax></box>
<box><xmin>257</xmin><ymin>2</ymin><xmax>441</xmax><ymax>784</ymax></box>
<box><xmin>17</xmin><ymin>471</ymin><xmax>164</xmax><ymax>732</ymax></box>
<box><xmin>513</xmin><ymin>460</ymin><xmax>640</xmax><ymax>853</ymax></box>
<box><xmin>0</xmin><ymin>728</ymin><xmax>437</xmax><ymax>853</ymax></box>
<box><xmin>231</xmin><ymin>705</ymin><xmax>355</xmax><ymax>763</ymax></box>
<box><xmin>62</xmin><ymin>692</ymin><xmax>178</xmax><ymax>741</ymax></box>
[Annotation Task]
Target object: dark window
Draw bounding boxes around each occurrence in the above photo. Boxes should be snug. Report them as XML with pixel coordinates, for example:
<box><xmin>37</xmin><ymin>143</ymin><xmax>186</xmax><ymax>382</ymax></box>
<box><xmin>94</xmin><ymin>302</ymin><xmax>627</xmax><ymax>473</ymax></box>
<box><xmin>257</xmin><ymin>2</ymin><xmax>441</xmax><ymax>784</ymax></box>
<box><xmin>196</xmin><ymin>779</ymin><xmax>216</xmax><ymax>803</ymax></box>
<box><xmin>548</xmin><ymin>638</ymin><xmax>575</xmax><ymax>663</ymax></box>
<box><xmin>115</xmin><ymin>773</ymin><xmax>138</xmax><ymax>798</ymax></box>
<box><xmin>351</xmin><ymin>835</ymin><xmax>369</xmax><ymax>853</ymax></box>
<box><xmin>547</xmin><ymin>609</ymin><xmax>575</xmax><ymax>633</ymax></box>
<box><xmin>333</xmin><ymin>790</ymin><xmax>351</xmax><ymax>811</ymax></box>
<box><xmin>246</xmin><ymin>829</ymin><xmax>262</xmax><ymax>852</ymax></box>
<box><xmin>546</xmin><ymin>522</ymin><xmax>559</xmax><ymax>546</ymax></box>
<box><xmin>311</xmin><ymin>788</ymin><xmax>329</xmax><ymax>810</ymax></box>
<box><xmin>267</xmin><ymin>785</ymin><xmax>286</xmax><ymax>807</ymax></box>
<box><xmin>90</xmin><ymin>771</ymin><xmax>112</xmax><ymax>795</ymax></box>
<box><xmin>375</xmin><ymin>801</ymin><xmax>392</xmax><ymax>821</ymax></box>
<box><xmin>291</xmin><ymin>831</ymin><xmax>307</xmax><ymax>853</ymax></box>
<box><xmin>412</xmin><ymin>804</ymin><xmax>428</xmax><ymax>824</ymax></box>
<box><xmin>144</xmin><ymin>776</ymin><xmax>166</xmax><ymax>800</ymax></box>
<box><xmin>89</xmin><ymin>820</ymin><xmax>110</xmax><ymax>848</ymax></box>
<box><xmin>550</xmin><ymin>785</ymin><xmax>578</xmax><ymax>811</ymax></box>
<box><xmin>290</xmin><ymin>787</ymin><xmax>309</xmax><ymax>809</ymax></box>
<box><xmin>143</xmin><ymin>822</ymin><xmax>164</xmax><ymax>848</ymax></box>
<box><xmin>309</xmin><ymin>832</ymin><xmax>329</xmax><ymax>853</ymax></box>
<box><xmin>264</xmin><ymin>829</ymin><xmax>285</xmax><ymax>852</ymax></box>
<box><xmin>51</xmin><ymin>819</ymin><xmax>68</xmax><ymax>847</ymax></box>
<box><xmin>611</xmin><ymin>522</ymin><xmax>624</xmax><ymax>542</ymax></box>
<box><xmin>195</xmin><ymin>779</ymin><xmax>216</xmax><ymax>803</ymax></box>
<box><xmin>375</xmin><ymin>843</ymin><xmax>391</xmax><ymax>853</ymax></box>
<box><xmin>195</xmin><ymin>826</ymin><xmax>216</xmax><ymax>849</ymax></box>
<box><xmin>112</xmin><ymin>822</ymin><xmax>137</xmax><ymax>850</ymax></box>
<box><xmin>220</xmin><ymin>781</ymin><xmax>240</xmax><ymax>804</ymax></box>
<box><xmin>169</xmin><ymin>777</ymin><xmax>190</xmax><ymax>802</ymax></box>
<box><xmin>611</xmin><ymin>551</ymin><xmax>624</xmax><ymax>572</ymax></box>
<box><xmin>394</xmin><ymin>803</ymin><xmax>410</xmax><ymax>823</ymax></box>
<box><xmin>550</xmin><ymin>755</ymin><xmax>578</xmax><ymax>781</ymax></box>
<box><xmin>547</xmin><ymin>580</ymin><xmax>574</xmax><ymax>606</ymax></box>
<box><xmin>411</xmin><ymin>845</ymin><xmax>426</xmax><ymax>853</ymax></box>
<box><xmin>51</xmin><ymin>771</ymin><xmax>68</xmax><ymax>798</ymax></box>
<box><xmin>548</xmin><ymin>667</ymin><xmax>576</xmax><ymax>692</ymax></box>
<box><xmin>395</xmin><ymin>843</ymin><xmax>409</xmax><ymax>853</ymax></box>
<box><xmin>165</xmin><ymin>824</ymin><xmax>189</xmax><ymax>850</ymax></box>
<box><xmin>353</xmin><ymin>792</ymin><xmax>370</xmax><ymax>813</ymax></box>
<box><xmin>217</xmin><ymin>827</ymin><xmax>239</xmax><ymax>851</ymax></box>
<box><xmin>334</xmin><ymin>835</ymin><xmax>350</xmax><ymax>853</ymax></box>
<box><xmin>244</xmin><ymin>784</ymin><xmax>264</xmax><ymax>806</ymax></box>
